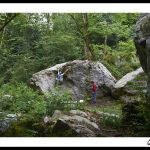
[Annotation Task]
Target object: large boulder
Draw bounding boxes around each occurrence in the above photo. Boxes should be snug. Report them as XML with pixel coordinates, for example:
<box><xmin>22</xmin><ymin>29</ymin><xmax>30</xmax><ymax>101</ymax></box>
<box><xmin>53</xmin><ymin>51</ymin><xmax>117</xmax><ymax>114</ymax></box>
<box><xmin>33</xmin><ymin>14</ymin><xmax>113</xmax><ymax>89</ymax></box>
<box><xmin>46</xmin><ymin>110</ymin><xmax>101</xmax><ymax>137</ymax></box>
<box><xmin>134</xmin><ymin>13</ymin><xmax>150</xmax><ymax>73</ymax></box>
<box><xmin>0</xmin><ymin>113</ymin><xmax>20</xmax><ymax>134</ymax></box>
<box><xmin>52</xmin><ymin>115</ymin><xmax>100</xmax><ymax>137</ymax></box>
<box><xmin>112</xmin><ymin>67</ymin><xmax>146</xmax><ymax>100</ymax></box>
<box><xmin>114</xmin><ymin>67</ymin><xmax>144</xmax><ymax>90</ymax></box>
<box><xmin>30</xmin><ymin>60</ymin><xmax>116</xmax><ymax>100</ymax></box>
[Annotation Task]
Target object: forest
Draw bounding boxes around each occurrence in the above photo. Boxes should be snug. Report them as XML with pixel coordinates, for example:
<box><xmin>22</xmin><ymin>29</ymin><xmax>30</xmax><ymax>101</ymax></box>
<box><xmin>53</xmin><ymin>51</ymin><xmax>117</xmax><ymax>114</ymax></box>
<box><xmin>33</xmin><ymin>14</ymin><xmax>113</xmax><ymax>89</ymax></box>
<box><xmin>0</xmin><ymin>13</ymin><xmax>149</xmax><ymax>137</ymax></box>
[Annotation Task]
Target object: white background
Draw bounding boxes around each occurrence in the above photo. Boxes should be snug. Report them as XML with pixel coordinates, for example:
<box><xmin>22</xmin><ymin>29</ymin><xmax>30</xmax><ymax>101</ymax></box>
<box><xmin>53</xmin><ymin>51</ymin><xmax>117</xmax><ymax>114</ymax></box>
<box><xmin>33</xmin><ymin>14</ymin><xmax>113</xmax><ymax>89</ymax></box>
<box><xmin>0</xmin><ymin>3</ymin><xmax>150</xmax><ymax>13</ymax></box>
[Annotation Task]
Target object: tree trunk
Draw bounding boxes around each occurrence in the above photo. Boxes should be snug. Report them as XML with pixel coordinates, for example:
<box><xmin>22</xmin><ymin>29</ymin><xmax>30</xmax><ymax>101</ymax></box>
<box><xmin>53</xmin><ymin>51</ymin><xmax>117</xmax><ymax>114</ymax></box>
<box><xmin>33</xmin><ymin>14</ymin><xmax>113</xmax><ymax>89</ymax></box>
<box><xmin>46</xmin><ymin>13</ymin><xmax>51</xmax><ymax>30</ymax></box>
<box><xmin>0</xmin><ymin>14</ymin><xmax>18</xmax><ymax>32</ymax></box>
<box><xmin>0</xmin><ymin>28</ymin><xmax>5</xmax><ymax>49</ymax></box>
<box><xmin>103</xmin><ymin>21</ymin><xmax>108</xmax><ymax>60</ymax></box>
<box><xmin>69</xmin><ymin>13</ymin><xmax>94</xmax><ymax>60</ymax></box>
<box><xmin>82</xmin><ymin>13</ymin><xmax>93</xmax><ymax>60</ymax></box>
<box><xmin>104</xmin><ymin>35</ymin><xmax>107</xmax><ymax>57</ymax></box>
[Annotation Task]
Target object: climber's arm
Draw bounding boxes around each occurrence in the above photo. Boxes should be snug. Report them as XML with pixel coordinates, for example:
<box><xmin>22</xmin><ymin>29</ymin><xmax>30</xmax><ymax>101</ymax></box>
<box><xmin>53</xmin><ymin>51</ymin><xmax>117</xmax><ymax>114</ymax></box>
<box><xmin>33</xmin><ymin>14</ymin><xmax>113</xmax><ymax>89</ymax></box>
<box><xmin>63</xmin><ymin>68</ymin><xmax>70</xmax><ymax>75</ymax></box>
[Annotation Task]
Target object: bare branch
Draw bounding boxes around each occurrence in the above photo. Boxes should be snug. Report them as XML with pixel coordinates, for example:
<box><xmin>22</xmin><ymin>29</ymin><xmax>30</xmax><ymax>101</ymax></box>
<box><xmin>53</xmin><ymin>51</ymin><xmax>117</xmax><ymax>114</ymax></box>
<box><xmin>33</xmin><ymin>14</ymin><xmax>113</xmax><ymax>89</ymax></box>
<box><xmin>0</xmin><ymin>14</ymin><xmax>19</xmax><ymax>32</ymax></box>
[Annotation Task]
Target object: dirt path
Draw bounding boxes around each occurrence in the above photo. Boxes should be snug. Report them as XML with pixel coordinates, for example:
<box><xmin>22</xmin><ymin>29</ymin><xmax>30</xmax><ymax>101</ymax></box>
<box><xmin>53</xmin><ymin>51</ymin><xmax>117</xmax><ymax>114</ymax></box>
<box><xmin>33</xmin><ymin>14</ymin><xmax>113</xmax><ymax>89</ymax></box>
<box><xmin>87</xmin><ymin>96</ymin><xmax>116</xmax><ymax>108</ymax></box>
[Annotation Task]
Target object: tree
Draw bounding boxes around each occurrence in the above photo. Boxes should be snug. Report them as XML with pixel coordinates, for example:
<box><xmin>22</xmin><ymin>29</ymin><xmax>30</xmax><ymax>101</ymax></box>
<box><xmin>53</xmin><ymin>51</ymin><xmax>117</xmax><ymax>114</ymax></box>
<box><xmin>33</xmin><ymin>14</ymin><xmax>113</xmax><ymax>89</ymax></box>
<box><xmin>0</xmin><ymin>13</ymin><xmax>140</xmax><ymax>85</ymax></box>
<box><xmin>69</xmin><ymin>13</ymin><xmax>94</xmax><ymax>60</ymax></box>
<box><xmin>0</xmin><ymin>13</ymin><xmax>19</xmax><ymax>32</ymax></box>
<box><xmin>0</xmin><ymin>13</ymin><xmax>19</xmax><ymax>49</ymax></box>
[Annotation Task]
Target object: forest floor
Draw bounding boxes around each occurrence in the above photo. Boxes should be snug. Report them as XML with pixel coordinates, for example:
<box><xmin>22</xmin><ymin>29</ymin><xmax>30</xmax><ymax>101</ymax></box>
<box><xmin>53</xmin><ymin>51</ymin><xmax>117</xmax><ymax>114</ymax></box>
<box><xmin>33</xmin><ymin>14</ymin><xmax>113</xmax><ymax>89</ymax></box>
<box><xmin>85</xmin><ymin>96</ymin><xmax>123</xmax><ymax>137</ymax></box>
<box><xmin>89</xmin><ymin>96</ymin><xmax>115</xmax><ymax>107</ymax></box>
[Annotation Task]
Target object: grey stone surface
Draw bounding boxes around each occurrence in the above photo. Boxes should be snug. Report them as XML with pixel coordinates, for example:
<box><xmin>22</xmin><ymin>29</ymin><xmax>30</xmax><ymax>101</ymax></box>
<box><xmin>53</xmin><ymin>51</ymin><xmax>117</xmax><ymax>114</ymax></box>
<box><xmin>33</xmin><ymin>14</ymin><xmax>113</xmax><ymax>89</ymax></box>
<box><xmin>30</xmin><ymin>60</ymin><xmax>116</xmax><ymax>100</ymax></box>
<box><xmin>0</xmin><ymin>113</ymin><xmax>19</xmax><ymax>133</ymax></box>
<box><xmin>45</xmin><ymin>109</ymin><xmax>101</xmax><ymax>137</ymax></box>
<box><xmin>112</xmin><ymin>67</ymin><xmax>146</xmax><ymax>99</ymax></box>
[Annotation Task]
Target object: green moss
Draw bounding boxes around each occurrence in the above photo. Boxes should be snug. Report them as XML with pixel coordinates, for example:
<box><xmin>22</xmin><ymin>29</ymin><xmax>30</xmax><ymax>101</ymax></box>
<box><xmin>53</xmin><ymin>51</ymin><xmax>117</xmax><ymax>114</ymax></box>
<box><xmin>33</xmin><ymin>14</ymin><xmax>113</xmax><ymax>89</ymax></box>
<box><xmin>0</xmin><ymin>122</ymin><xmax>38</xmax><ymax>137</ymax></box>
<box><xmin>135</xmin><ymin>74</ymin><xmax>147</xmax><ymax>81</ymax></box>
<box><xmin>141</xmin><ymin>17</ymin><xmax>150</xmax><ymax>36</ymax></box>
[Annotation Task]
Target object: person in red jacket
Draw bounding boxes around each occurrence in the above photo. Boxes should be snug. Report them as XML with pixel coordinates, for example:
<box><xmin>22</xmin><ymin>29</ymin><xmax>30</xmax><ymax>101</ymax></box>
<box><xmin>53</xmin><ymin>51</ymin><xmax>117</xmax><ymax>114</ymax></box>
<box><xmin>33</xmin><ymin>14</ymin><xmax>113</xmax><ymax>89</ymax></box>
<box><xmin>91</xmin><ymin>81</ymin><xmax>97</xmax><ymax>103</ymax></box>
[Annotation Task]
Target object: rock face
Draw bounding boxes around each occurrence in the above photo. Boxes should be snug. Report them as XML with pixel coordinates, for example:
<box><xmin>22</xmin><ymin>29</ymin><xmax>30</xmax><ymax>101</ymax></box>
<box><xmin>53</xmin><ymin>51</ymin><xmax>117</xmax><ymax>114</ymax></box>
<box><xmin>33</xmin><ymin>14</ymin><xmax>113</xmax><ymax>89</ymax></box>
<box><xmin>0</xmin><ymin>113</ymin><xmax>19</xmax><ymax>133</ymax></box>
<box><xmin>30</xmin><ymin>60</ymin><xmax>116</xmax><ymax>100</ymax></box>
<box><xmin>112</xmin><ymin>67</ymin><xmax>146</xmax><ymax>101</ymax></box>
<box><xmin>114</xmin><ymin>67</ymin><xmax>143</xmax><ymax>89</ymax></box>
<box><xmin>134</xmin><ymin>14</ymin><xmax>150</xmax><ymax>73</ymax></box>
<box><xmin>111</xmin><ymin>67</ymin><xmax>147</xmax><ymax>135</ymax></box>
<box><xmin>134</xmin><ymin>14</ymin><xmax>150</xmax><ymax>134</ymax></box>
<box><xmin>45</xmin><ymin>110</ymin><xmax>101</xmax><ymax>137</ymax></box>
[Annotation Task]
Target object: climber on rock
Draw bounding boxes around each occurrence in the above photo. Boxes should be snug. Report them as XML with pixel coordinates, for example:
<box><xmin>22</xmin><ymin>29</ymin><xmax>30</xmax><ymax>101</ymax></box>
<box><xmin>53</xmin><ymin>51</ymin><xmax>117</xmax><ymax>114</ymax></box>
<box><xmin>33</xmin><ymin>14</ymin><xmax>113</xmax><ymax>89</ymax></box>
<box><xmin>56</xmin><ymin>67</ymin><xmax>70</xmax><ymax>85</ymax></box>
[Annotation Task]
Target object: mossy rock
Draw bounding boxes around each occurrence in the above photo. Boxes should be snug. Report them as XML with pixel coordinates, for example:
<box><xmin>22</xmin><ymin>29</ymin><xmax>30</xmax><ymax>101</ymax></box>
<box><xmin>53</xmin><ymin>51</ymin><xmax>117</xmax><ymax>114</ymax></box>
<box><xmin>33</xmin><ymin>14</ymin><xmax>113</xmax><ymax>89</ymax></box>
<box><xmin>0</xmin><ymin>122</ymin><xmax>38</xmax><ymax>137</ymax></box>
<box><xmin>0</xmin><ymin>113</ymin><xmax>57</xmax><ymax>137</ymax></box>
<box><xmin>52</xmin><ymin>119</ymin><xmax>78</xmax><ymax>137</ymax></box>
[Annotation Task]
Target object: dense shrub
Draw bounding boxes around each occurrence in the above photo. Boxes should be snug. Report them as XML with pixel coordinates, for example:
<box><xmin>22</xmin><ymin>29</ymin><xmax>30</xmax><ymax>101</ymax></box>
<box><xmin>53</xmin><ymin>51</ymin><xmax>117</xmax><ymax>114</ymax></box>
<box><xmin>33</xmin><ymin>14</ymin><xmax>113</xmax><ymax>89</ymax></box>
<box><xmin>45</xmin><ymin>87</ymin><xmax>84</xmax><ymax>115</ymax></box>
<box><xmin>0</xmin><ymin>82</ymin><xmax>46</xmax><ymax>117</ymax></box>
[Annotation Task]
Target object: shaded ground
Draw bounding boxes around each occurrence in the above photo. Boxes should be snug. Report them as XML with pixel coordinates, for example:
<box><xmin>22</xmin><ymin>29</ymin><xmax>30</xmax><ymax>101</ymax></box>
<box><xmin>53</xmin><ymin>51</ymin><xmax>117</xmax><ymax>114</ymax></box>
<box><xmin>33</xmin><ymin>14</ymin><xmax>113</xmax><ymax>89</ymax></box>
<box><xmin>85</xmin><ymin>96</ymin><xmax>123</xmax><ymax>137</ymax></box>
<box><xmin>89</xmin><ymin>96</ymin><xmax>115</xmax><ymax>107</ymax></box>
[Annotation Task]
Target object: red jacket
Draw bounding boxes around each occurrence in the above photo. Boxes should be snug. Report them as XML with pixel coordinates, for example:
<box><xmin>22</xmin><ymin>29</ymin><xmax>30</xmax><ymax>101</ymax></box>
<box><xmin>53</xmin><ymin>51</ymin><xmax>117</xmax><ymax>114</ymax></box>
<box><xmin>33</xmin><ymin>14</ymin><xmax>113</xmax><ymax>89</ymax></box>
<box><xmin>92</xmin><ymin>83</ymin><xmax>97</xmax><ymax>92</ymax></box>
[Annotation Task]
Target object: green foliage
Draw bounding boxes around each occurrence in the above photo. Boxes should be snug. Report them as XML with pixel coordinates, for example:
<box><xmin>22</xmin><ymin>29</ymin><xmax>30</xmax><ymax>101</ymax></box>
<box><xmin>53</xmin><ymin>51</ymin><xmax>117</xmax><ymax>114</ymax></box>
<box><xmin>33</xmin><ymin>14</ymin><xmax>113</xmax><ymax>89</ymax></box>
<box><xmin>96</xmin><ymin>102</ymin><xmax>122</xmax><ymax>115</ymax></box>
<box><xmin>117</xmin><ymin>39</ymin><xmax>135</xmax><ymax>52</ymax></box>
<box><xmin>0</xmin><ymin>82</ymin><xmax>46</xmax><ymax>117</ymax></box>
<box><xmin>122</xmin><ymin>101</ymin><xmax>147</xmax><ymax>136</ymax></box>
<box><xmin>92</xmin><ymin>44</ymin><xmax>112</xmax><ymax>60</ymax></box>
<box><xmin>45</xmin><ymin>87</ymin><xmax>79</xmax><ymax>115</ymax></box>
<box><xmin>0</xmin><ymin>83</ymin><xmax>84</xmax><ymax>117</ymax></box>
<box><xmin>0</xmin><ymin>13</ymin><xmax>140</xmax><ymax>85</ymax></box>
<box><xmin>102</xmin><ymin>61</ymin><xmax>123</xmax><ymax>79</ymax></box>
<box><xmin>100</xmin><ymin>114</ymin><xmax>122</xmax><ymax>129</ymax></box>
<box><xmin>91</xmin><ymin>38</ymin><xmax>140</xmax><ymax>79</ymax></box>
<box><xmin>83</xmin><ymin>92</ymin><xmax>91</xmax><ymax>103</ymax></box>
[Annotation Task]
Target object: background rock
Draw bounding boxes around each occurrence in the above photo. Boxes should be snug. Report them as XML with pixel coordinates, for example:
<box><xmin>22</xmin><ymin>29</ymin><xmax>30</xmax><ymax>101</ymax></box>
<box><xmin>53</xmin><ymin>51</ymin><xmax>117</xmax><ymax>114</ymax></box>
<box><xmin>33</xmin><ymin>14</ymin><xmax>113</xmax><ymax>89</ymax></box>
<box><xmin>134</xmin><ymin>14</ymin><xmax>150</xmax><ymax>73</ymax></box>
<box><xmin>111</xmin><ymin>67</ymin><xmax>146</xmax><ymax>101</ymax></box>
